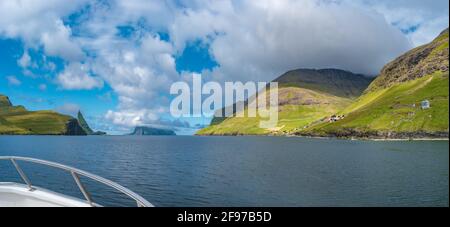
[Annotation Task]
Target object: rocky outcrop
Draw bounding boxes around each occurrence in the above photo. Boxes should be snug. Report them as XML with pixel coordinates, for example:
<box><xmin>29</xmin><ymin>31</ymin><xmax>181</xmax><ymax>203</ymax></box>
<box><xmin>77</xmin><ymin>111</ymin><xmax>94</xmax><ymax>134</ymax></box>
<box><xmin>64</xmin><ymin>119</ymin><xmax>87</xmax><ymax>135</ymax></box>
<box><xmin>76</xmin><ymin>111</ymin><xmax>107</xmax><ymax>135</ymax></box>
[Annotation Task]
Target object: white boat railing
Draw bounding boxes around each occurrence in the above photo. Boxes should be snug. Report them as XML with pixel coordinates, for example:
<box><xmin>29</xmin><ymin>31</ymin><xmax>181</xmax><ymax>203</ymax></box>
<box><xmin>0</xmin><ymin>156</ymin><xmax>153</xmax><ymax>207</ymax></box>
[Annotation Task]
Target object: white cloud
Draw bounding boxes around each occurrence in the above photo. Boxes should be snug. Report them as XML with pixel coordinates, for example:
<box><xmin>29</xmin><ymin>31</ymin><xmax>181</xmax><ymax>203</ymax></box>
<box><xmin>0</xmin><ymin>0</ymin><xmax>87</xmax><ymax>61</ymax></box>
<box><xmin>6</xmin><ymin>75</ymin><xmax>21</xmax><ymax>86</ymax></box>
<box><xmin>40</xmin><ymin>19</ymin><xmax>85</xmax><ymax>60</ymax></box>
<box><xmin>17</xmin><ymin>51</ymin><xmax>31</xmax><ymax>68</ymax></box>
<box><xmin>85</xmin><ymin>33</ymin><xmax>177</xmax><ymax>113</ymax></box>
<box><xmin>54</xmin><ymin>103</ymin><xmax>80</xmax><ymax>116</ymax></box>
<box><xmin>56</xmin><ymin>62</ymin><xmax>103</xmax><ymax>90</ymax></box>
<box><xmin>105</xmin><ymin>109</ymin><xmax>160</xmax><ymax>127</ymax></box>
<box><xmin>345</xmin><ymin>0</ymin><xmax>449</xmax><ymax>46</ymax></box>
<box><xmin>408</xmin><ymin>16</ymin><xmax>449</xmax><ymax>46</ymax></box>
<box><xmin>169</xmin><ymin>0</ymin><xmax>412</xmax><ymax>82</ymax></box>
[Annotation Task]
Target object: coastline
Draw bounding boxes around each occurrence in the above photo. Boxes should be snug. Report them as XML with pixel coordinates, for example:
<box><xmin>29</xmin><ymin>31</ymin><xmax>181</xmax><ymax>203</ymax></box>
<box><xmin>2</xmin><ymin>132</ymin><xmax>449</xmax><ymax>141</ymax></box>
<box><xmin>195</xmin><ymin>132</ymin><xmax>450</xmax><ymax>141</ymax></box>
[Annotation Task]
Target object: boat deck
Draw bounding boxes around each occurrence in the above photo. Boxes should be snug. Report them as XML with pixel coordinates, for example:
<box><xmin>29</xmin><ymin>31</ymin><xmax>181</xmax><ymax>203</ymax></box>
<box><xmin>0</xmin><ymin>182</ymin><xmax>92</xmax><ymax>207</ymax></box>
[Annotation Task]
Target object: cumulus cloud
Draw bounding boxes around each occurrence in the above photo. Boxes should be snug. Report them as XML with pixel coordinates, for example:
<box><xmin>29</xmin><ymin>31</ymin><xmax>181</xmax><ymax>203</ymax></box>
<box><xmin>56</xmin><ymin>62</ymin><xmax>103</xmax><ymax>90</ymax></box>
<box><xmin>17</xmin><ymin>51</ymin><xmax>31</xmax><ymax>68</ymax></box>
<box><xmin>87</xmin><ymin>34</ymin><xmax>177</xmax><ymax>112</ymax></box>
<box><xmin>6</xmin><ymin>75</ymin><xmax>21</xmax><ymax>86</ymax></box>
<box><xmin>54</xmin><ymin>103</ymin><xmax>80</xmax><ymax>116</ymax></box>
<box><xmin>40</xmin><ymin>19</ymin><xmax>85</xmax><ymax>60</ymax></box>
<box><xmin>345</xmin><ymin>0</ymin><xmax>449</xmax><ymax>46</ymax></box>
<box><xmin>175</xmin><ymin>0</ymin><xmax>411</xmax><ymax>82</ymax></box>
<box><xmin>0</xmin><ymin>0</ymin><xmax>87</xmax><ymax>61</ymax></box>
<box><xmin>105</xmin><ymin>109</ymin><xmax>160</xmax><ymax>127</ymax></box>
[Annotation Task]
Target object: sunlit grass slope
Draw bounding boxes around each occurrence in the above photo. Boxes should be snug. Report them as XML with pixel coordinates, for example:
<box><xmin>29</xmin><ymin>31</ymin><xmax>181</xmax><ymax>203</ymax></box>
<box><xmin>301</xmin><ymin>72</ymin><xmax>449</xmax><ymax>137</ymax></box>
<box><xmin>0</xmin><ymin>94</ymin><xmax>78</xmax><ymax>135</ymax></box>
<box><xmin>196</xmin><ymin>69</ymin><xmax>372</xmax><ymax>136</ymax></box>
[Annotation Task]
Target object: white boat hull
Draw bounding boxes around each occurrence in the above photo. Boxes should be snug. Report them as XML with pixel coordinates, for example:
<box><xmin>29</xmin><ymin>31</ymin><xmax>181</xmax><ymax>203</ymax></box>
<box><xmin>0</xmin><ymin>182</ymin><xmax>94</xmax><ymax>207</ymax></box>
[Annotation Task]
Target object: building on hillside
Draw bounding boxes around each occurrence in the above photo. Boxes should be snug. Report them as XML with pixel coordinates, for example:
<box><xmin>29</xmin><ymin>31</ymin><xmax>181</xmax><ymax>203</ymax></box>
<box><xmin>329</xmin><ymin>115</ymin><xmax>345</xmax><ymax>123</ymax></box>
<box><xmin>421</xmin><ymin>100</ymin><xmax>430</xmax><ymax>109</ymax></box>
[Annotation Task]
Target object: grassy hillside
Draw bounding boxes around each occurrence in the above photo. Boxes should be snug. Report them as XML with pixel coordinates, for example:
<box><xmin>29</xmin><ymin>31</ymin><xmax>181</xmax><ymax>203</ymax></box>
<box><xmin>298</xmin><ymin>28</ymin><xmax>449</xmax><ymax>139</ymax></box>
<box><xmin>197</xmin><ymin>88</ymin><xmax>352</xmax><ymax>135</ymax></box>
<box><xmin>0</xmin><ymin>94</ymin><xmax>85</xmax><ymax>135</ymax></box>
<box><xmin>197</xmin><ymin>69</ymin><xmax>371</xmax><ymax>135</ymax></box>
<box><xmin>197</xmin><ymin>28</ymin><xmax>448</xmax><ymax>138</ymax></box>
<box><xmin>301</xmin><ymin>72</ymin><xmax>449</xmax><ymax>138</ymax></box>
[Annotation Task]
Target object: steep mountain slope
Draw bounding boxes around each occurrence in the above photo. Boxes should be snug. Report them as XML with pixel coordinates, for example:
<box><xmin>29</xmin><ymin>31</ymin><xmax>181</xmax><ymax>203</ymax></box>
<box><xmin>196</xmin><ymin>69</ymin><xmax>373</xmax><ymax>135</ymax></box>
<box><xmin>77</xmin><ymin>111</ymin><xmax>94</xmax><ymax>134</ymax></box>
<box><xmin>0</xmin><ymin>94</ymin><xmax>86</xmax><ymax>135</ymax></box>
<box><xmin>301</xmin><ymin>28</ymin><xmax>449</xmax><ymax>139</ymax></box>
<box><xmin>367</xmin><ymin>28</ymin><xmax>449</xmax><ymax>92</ymax></box>
<box><xmin>76</xmin><ymin>111</ymin><xmax>107</xmax><ymax>135</ymax></box>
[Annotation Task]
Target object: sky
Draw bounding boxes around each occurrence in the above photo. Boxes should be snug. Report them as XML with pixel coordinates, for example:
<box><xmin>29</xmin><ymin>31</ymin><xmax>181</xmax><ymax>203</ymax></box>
<box><xmin>0</xmin><ymin>0</ymin><xmax>448</xmax><ymax>135</ymax></box>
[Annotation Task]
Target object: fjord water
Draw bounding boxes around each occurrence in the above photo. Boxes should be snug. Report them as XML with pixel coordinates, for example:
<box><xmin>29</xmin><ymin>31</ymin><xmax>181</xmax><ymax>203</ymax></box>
<box><xmin>0</xmin><ymin>136</ymin><xmax>448</xmax><ymax>207</ymax></box>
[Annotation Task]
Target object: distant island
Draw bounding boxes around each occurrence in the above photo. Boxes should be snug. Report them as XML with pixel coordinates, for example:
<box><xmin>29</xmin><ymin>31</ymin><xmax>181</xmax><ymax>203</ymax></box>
<box><xmin>128</xmin><ymin>126</ymin><xmax>176</xmax><ymax>136</ymax></box>
<box><xmin>197</xmin><ymin>28</ymin><xmax>449</xmax><ymax>140</ymax></box>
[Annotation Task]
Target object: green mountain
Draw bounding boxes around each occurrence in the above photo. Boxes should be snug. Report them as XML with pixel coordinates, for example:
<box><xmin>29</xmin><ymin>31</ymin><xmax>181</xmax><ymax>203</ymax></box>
<box><xmin>196</xmin><ymin>69</ymin><xmax>373</xmax><ymax>135</ymax></box>
<box><xmin>0</xmin><ymin>94</ymin><xmax>86</xmax><ymax>135</ymax></box>
<box><xmin>300</xmin><ymin>28</ymin><xmax>449</xmax><ymax>139</ymax></box>
<box><xmin>129</xmin><ymin>126</ymin><xmax>176</xmax><ymax>136</ymax></box>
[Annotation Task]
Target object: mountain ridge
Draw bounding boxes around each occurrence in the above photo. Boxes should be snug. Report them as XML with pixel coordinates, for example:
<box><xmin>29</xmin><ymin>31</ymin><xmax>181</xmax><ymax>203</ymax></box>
<box><xmin>275</xmin><ymin>68</ymin><xmax>373</xmax><ymax>98</ymax></box>
<box><xmin>197</xmin><ymin>68</ymin><xmax>372</xmax><ymax>135</ymax></box>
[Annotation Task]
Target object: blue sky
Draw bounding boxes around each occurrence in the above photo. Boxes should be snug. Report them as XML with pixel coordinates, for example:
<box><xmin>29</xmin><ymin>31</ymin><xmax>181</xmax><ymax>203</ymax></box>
<box><xmin>0</xmin><ymin>0</ymin><xmax>448</xmax><ymax>135</ymax></box>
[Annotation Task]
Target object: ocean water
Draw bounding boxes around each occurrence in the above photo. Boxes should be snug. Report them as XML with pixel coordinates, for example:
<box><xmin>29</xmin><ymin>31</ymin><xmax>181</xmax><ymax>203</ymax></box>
<box><xmin>0</xmin><ymin>136</ymin><xmax>448</xmax><ymax>207</ymax></box>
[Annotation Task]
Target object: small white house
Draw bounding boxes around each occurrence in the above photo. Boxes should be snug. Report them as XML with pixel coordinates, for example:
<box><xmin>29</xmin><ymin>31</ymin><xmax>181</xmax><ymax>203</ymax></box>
<box><xmin>421</xmin><ymin>100</ymin><xmax>430</xmax><ymax>109</ymax></box>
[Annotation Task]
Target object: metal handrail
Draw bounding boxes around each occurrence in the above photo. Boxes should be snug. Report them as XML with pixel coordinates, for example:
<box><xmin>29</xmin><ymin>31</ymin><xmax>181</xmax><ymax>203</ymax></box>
<box><xmin>0</xmin><ymin>156</ymin><xmax>153</xmax><ymax>207</ymax></box>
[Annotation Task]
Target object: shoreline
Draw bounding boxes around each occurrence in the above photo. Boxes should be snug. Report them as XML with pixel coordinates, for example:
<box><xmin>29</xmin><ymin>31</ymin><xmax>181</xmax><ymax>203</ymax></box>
<box><xmin>195</xmin><ymin>132</ymin><xmax>449</xmax><ymax>141</ymax></box>
<box><xmin>1</xmin><ymin>133</ymin><xmax>449</xmax><ymax>141</ymax></box>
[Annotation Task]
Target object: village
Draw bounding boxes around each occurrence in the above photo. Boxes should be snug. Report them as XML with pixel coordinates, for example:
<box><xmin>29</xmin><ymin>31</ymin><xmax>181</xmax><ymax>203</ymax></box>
<box><xmin>280</xmin><ymin>99</ymin><xmax>433</xmax><ymax>135</ymax></box>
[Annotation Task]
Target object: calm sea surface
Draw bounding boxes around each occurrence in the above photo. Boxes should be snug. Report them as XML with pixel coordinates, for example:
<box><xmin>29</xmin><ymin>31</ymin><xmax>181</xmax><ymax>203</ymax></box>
<box><xmin>0</xmin><ymin>136</ymin><xmax>448</xmax><ymax>207</ymax></box>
